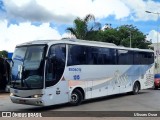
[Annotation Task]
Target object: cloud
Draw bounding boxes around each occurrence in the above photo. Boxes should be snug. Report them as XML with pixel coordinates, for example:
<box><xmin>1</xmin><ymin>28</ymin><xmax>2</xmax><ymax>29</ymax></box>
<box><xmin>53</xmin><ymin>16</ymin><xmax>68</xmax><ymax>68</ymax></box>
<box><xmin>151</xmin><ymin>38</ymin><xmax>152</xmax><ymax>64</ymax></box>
<box><xmin>2</xmin><ymin>0</ymin><xmax>160</xmax><ymax>23</ymax></box>
<box><xmin>122</xmin><ymin>0</ymin><xmax>160</xmax><ymax>21</ymax></box>
<box><xmin>0</xmin><ymin>20</ymin><xmax>63</xmax><ymax>52</ymax></box>
<box><xmin>1</xmin><ymin>0</ymin><xmax>160</xmax><ymax>52</ymax></box>
<box><xmin>5</xmin><ymin>0</ymin><xmax>54</xmax><ymax>22</ymax></box>
<box><xmin>3</xmin><ymin>0</ymin><xmax>131</xmax><ymax>23</ymax></box>
<box><xmin>3</xmin><ymin>0</ymin><xmax>76</xmax><ymax>23</ymax></box>
<box><xmin>92</xmin><ymin>0</ymin><xmax>130</xmax><ymax>19</ymax></box>
<box><xmin>146</xmin><ymin>30</ymin><xmax>160</xmax><ymax>43</ymax></box>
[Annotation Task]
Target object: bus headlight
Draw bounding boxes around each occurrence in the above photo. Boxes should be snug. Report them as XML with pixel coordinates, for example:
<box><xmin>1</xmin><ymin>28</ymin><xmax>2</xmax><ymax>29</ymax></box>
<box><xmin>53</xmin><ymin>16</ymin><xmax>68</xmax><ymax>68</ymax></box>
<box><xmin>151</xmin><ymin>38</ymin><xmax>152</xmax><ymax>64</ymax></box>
<box><xmin>32</xmin><ymin>94</ymin><xmax>43</xmax><ymax>98</ymax></box>
<box><xmin>10</xmin><ymin>93</ymin><xmax>14</xmax><ymax>96</ymax></box>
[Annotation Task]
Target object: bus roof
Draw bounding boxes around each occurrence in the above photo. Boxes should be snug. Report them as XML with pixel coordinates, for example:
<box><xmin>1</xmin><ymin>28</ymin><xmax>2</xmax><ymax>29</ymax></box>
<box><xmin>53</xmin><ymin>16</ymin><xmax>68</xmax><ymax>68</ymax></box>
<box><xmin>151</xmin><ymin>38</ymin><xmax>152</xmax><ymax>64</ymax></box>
<box><xmin>16</xmin><ymin>39</ymin><xmax>153</xmax><ymax>52</ymax></box>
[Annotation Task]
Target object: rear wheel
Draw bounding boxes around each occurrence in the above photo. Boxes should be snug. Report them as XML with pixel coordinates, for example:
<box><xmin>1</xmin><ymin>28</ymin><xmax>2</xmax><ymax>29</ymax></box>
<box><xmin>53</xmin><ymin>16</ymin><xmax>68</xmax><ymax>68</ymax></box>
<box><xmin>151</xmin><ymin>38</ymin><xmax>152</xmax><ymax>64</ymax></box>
<box><xmin>132</xmin><ymin>82</ymin><xmax>140</xmax><ymax>95</ymax></box>
<box><xmin>70</xmin><ymin>89</ymin><xmax>83</xmax><ymax>106</ymax></box>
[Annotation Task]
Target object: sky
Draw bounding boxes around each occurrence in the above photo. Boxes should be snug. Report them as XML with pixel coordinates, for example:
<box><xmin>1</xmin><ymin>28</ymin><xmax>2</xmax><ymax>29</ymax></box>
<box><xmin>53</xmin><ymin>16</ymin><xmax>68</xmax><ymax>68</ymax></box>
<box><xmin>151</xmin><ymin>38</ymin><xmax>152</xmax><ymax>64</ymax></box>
<box><xmin>0</xmin><ymin>0</ymin><xmax>160</xmax><ymax>52</ymax></box>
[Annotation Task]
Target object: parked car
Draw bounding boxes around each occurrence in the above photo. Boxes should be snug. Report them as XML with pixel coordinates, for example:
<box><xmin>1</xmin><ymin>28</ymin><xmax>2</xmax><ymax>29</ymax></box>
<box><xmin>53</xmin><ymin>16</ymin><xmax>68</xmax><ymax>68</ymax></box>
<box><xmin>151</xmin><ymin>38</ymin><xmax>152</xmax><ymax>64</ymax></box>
<box><xmin>154</xmin><ymin>74</ymin><xmax>160</xmax><ymax>90</ymax></box>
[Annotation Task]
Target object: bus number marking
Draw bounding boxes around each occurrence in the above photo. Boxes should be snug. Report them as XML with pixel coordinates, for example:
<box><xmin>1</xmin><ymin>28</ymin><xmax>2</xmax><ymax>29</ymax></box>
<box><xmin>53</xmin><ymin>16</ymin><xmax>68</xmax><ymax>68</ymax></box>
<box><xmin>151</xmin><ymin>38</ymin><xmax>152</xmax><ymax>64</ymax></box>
<box><xmin>69</xmin><ymin>68</ymin><xmax>81</xmax><ymax>72</ymax></box>
<box><xmin>73</xmin><ymin>75</ymin><xmax>80</xmax><ymax>80</ymax></box>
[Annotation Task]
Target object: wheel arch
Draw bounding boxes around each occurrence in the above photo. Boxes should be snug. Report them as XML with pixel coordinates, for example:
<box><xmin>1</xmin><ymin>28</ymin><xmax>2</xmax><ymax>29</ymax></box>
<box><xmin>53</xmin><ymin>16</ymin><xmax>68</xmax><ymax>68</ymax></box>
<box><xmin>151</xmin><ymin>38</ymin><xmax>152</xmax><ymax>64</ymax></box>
<box><xmin>72</xmin><ymin>87</ymin><xmax>85</xmax><ymax>100</ymax></box>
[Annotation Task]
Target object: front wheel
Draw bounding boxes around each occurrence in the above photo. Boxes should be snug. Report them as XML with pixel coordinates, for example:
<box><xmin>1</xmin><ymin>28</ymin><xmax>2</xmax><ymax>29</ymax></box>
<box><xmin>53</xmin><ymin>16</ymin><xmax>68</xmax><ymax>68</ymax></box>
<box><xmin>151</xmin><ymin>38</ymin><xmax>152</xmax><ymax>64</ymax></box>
<box><xmin>132</xmin><ymin>82</ymin><xmax>140</xmax><ymax>95</ymax></box>
<box><xmin>70</xmin><ymin>89</ymin><xmax>83</xmax><ymax>106</ymax></box>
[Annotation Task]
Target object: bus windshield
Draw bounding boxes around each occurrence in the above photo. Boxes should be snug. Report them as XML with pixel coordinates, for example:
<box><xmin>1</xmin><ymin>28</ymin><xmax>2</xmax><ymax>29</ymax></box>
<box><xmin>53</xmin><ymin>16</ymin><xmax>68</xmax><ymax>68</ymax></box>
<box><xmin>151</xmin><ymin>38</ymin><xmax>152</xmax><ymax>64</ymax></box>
<box><xmin>11</xmin><ymin>45</ymin><xmax>46</xmax><ymax>89</ymax></box>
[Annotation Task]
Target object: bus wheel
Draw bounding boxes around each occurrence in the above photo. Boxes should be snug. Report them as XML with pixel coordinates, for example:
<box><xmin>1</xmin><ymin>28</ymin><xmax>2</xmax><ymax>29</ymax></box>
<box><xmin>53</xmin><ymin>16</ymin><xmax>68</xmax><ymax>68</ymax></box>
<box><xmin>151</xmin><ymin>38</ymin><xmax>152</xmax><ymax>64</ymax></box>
<box><xmin>70</xmin><ymin>89</ymin><xmax>83</xmax><ymax>106</ymax></box>
<box><xmin>132</xmin><ymin>82</ymin><xmax>140</xmax><ymax>95</ymax></box>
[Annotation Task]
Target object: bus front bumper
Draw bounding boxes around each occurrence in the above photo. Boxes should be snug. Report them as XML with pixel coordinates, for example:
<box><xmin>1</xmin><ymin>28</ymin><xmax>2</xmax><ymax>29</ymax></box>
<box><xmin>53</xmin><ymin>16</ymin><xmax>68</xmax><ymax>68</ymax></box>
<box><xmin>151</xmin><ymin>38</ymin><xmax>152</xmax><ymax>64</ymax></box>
<box><xmin>10</xmin><ymin>95</ymin><xmax>45</xmax><ymax>106</ymax></box>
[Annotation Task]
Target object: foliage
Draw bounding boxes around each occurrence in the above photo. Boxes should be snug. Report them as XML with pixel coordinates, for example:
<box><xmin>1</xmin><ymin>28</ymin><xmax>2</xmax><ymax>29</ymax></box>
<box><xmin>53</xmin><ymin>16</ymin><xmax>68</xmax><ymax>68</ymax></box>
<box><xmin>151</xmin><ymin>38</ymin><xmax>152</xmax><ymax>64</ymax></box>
<box><xmin>67</xmin><ymin>15</ymin><xmax>151</xmax><ymax>49</ymax></box>
<box><xmin>66</xmin><ymin>14</ymin><xmax>101</xmax><ymax>39</ymax></box>
<box><xmin>116</xmin><ymin>25</ymin><xmax>151</xmax><ymax>49</ymax></box>
<box><xmin>0</xmin><ymin>50</ymin><xmax>8</xmax><ymax>58</ymax></box>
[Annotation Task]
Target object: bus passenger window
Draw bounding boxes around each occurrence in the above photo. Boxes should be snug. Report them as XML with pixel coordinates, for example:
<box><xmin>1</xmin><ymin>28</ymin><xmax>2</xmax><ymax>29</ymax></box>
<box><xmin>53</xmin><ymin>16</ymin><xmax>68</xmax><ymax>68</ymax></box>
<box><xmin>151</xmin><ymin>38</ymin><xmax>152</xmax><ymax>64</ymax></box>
<box><xmin>67</xmin><ymin>45</ymin><xmax>87</xmax><ymax>65</ymax></box>
<box><xmin>118</xmin><ymin>50</ymin><xmax>133</xmax><ymax>65</ymax></box>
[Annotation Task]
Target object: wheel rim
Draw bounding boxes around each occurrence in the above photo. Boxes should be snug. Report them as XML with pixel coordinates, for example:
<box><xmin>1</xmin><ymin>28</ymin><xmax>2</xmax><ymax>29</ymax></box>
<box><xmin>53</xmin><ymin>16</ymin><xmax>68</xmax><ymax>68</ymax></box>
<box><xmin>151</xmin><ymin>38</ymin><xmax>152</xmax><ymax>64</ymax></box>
<box><xmin>71</xmin><ymin>93</ymin><xmax>78</xmax><ymax>103</ymax></box>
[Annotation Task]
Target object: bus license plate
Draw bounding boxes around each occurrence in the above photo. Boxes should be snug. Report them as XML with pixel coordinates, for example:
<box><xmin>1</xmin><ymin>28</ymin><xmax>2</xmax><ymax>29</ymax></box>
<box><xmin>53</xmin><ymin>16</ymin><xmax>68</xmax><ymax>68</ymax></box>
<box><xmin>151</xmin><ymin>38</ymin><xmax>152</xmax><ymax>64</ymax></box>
<box><xmin>19</xmin><ymin>100</ymin><xmax>26</xmax><ymax>103</ymax></box>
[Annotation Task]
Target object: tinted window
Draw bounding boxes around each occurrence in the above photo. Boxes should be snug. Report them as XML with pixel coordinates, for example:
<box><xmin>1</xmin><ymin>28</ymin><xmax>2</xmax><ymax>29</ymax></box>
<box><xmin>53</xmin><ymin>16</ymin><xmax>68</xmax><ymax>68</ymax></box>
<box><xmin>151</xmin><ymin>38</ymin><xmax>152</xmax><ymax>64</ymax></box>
<box><xmin>134</xmin><ymin>52</ymin><xmax>142</xmax><ymax>64</ymax></box>
<box><xmin>45</xmin><ymin>44</ymin><xmax>66</xmax><ymax>87</ymax></box>
<box><xmin>134</xmin><ymin>52</ymin><xmax>154</xmax><ymax>65</ymax></box>
<box><xmin>67</xmin><ymin>45</ymin><xmax>116</xmax><ymax>65</ymax></box>
<box><xmin>67</xmin><ymin>44</ymin><xmax>154</xmax><ymax>66</ymax></box>
<box><xmin>144</xmin><ymin>52</ymin><xmax>154</xmax><ymax>64</ymax></box>
<box><xmin>67</xmin><ymin>45</ymin><xmax>87</xmax><ymax>66</ymax></box>
<box><xmin>89</xmin><ymin>47</ymin><xmax>116</xmax><ymax>65</ymax></box>
<box><xmin>118</xmin><ymin>50</ymin><xmax>133</xmax><ymax>64</ymax></box>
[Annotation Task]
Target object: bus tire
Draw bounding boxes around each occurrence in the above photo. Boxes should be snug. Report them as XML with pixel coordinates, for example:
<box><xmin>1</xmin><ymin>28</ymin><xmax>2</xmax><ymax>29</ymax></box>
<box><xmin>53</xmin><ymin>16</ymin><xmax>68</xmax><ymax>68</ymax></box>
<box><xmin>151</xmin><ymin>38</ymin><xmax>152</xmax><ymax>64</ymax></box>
<box><xmin>70</xmin><ymin>89</ymin><xmax>83</xmax><ymax>106</ymax></box>
<box><xmin>132</xmin><ymin>82</ymin><xmax>140</xmax><ymax>95</ymax></box>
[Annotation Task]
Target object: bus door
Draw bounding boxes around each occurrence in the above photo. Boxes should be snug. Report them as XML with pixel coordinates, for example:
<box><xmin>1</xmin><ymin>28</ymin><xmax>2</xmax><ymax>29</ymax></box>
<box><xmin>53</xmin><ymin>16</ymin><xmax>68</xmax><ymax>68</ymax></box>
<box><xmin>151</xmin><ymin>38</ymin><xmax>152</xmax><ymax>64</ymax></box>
<box><xmin>45</xmin><ymin>44</ymin><xmax>69</xmax><ymax>104</ymax></box>
<box><xmin>85</xmin><ymin>80</ymin><xmax>92</xmax><ymax>99</ymax></box>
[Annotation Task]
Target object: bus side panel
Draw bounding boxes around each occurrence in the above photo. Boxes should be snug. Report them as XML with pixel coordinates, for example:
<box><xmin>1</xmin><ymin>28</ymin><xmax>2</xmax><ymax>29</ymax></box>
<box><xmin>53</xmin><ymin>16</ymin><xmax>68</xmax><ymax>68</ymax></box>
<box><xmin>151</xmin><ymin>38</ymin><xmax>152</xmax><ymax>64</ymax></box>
<box><xmin>43</xmin><ymin>81</ymin><xmax>69</xmax><ymax>106</ymax></box>
<box><xmin>65</xmin><ymin>65</ymin><xmax>131</xmax><ymax>99</ymax></box>
<box><xmin>64</xmin><ymin>64</ymin><xmax>154</xmax><ymax>100</ymax></box>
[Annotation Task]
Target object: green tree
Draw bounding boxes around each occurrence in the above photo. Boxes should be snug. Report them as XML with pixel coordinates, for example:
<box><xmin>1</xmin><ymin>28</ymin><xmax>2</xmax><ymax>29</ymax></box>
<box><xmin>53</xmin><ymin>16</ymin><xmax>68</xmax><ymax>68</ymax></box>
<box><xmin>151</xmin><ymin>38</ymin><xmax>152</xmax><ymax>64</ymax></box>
<box><xmin>98</xmin><ymin>24</ymin><xmax>151</xmax><ymax>49</ymax></box>
<box><xmin>98</xmin><ymin>28</ymin><xmax>119</xmax><ymax>44</ymax></box>
<box><xmin>67</xmin><ymin>14</ymin><xmax>151</xmax><ymax>49</ymax></box>
<box><xmin>66</xmin><ymin>14</ymin><xmax>101</xmax><ymax>39</ymax></box>
<box><xmin>117</xmin><ymin>25</ymin><xmax>151</xmax><ymax>49</ymax></box>
<box><xmin>0</xmin><ymin>50</ymin><xmax>8</xmax><ymax>58</ymax></box>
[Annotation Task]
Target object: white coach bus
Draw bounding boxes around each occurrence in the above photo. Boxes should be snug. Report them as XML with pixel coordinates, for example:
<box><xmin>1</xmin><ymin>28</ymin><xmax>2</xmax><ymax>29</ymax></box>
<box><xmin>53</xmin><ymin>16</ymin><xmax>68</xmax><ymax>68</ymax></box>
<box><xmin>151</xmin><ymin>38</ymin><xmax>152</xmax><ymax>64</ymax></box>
<box><xmin>10</xmin><ymin>39</ymin><xmax>154</xmax><ymax>106</ymax></box>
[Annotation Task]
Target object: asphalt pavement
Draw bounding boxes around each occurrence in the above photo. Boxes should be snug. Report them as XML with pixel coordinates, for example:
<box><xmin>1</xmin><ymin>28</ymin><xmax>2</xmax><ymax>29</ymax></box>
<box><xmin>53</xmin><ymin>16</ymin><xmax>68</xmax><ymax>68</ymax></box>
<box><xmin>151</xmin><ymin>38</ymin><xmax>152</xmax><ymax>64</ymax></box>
<box><xmin>0</xmin><ymin>89</ymin><xmax>160</xmax><ymax>119</ymax></box>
